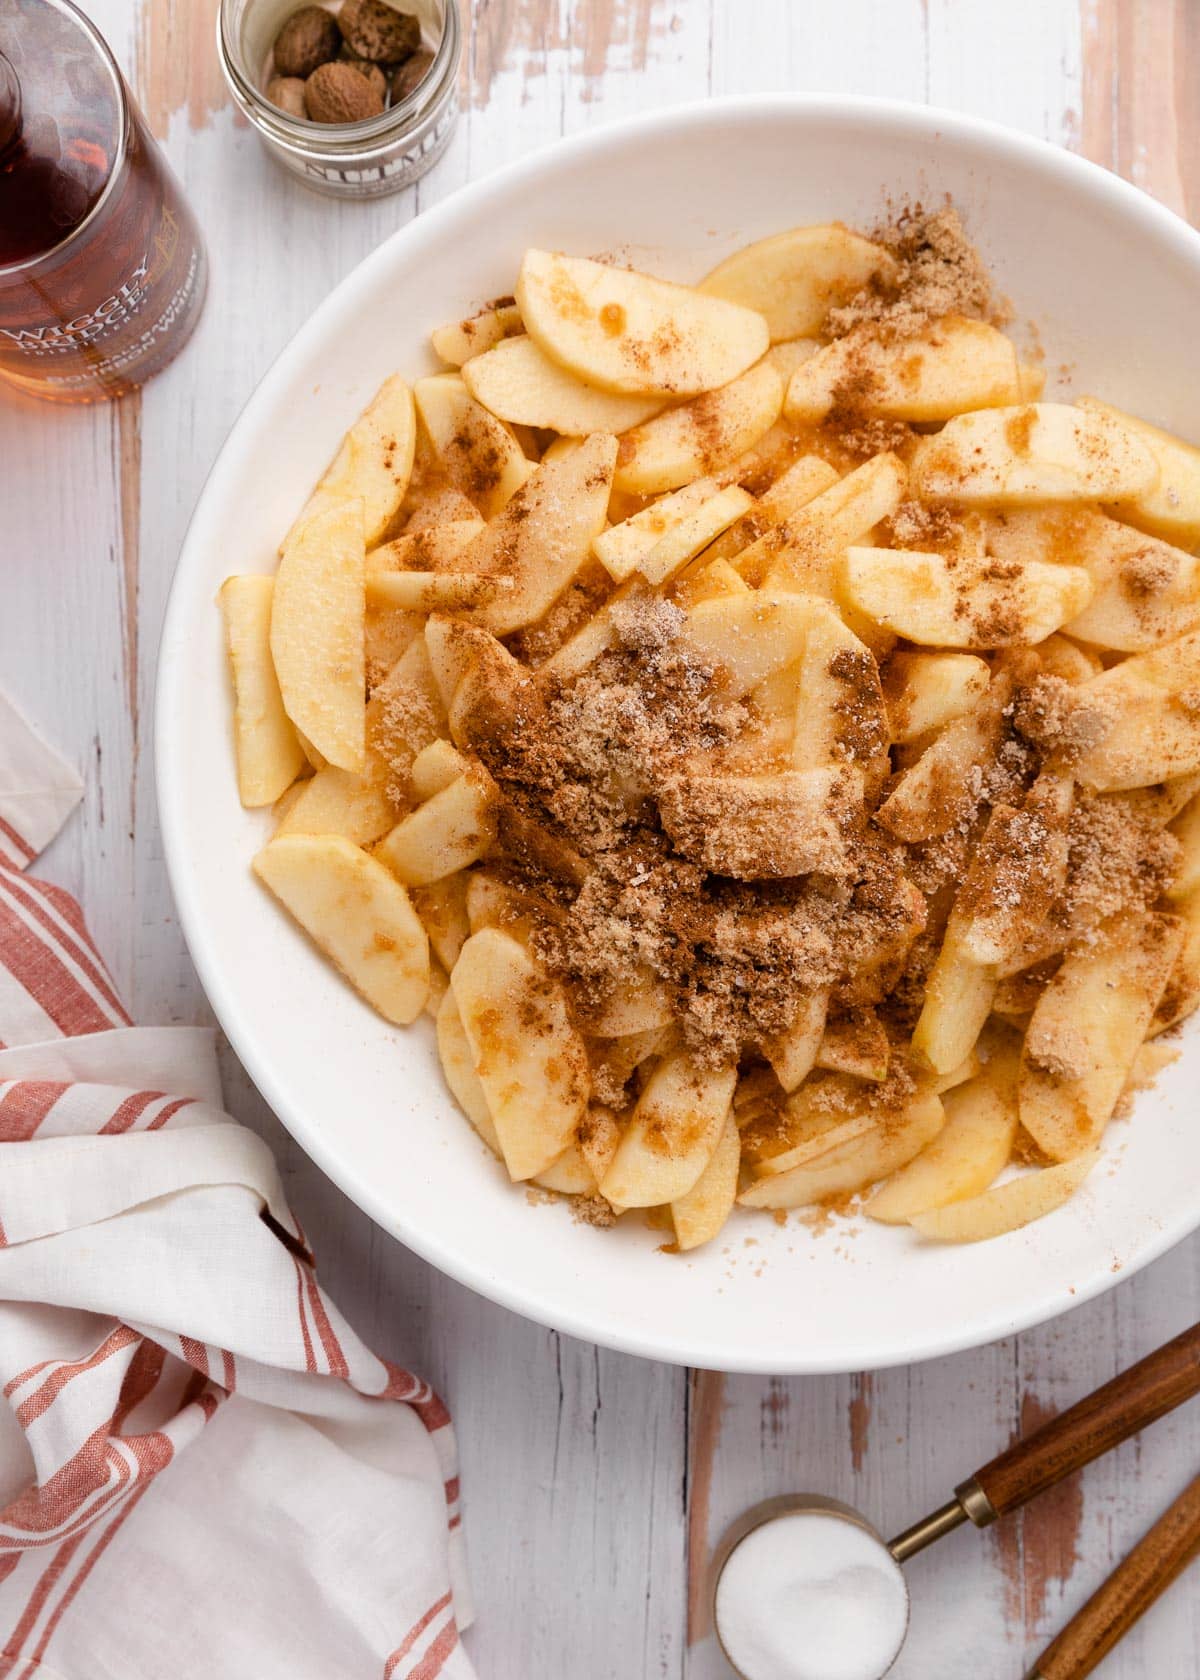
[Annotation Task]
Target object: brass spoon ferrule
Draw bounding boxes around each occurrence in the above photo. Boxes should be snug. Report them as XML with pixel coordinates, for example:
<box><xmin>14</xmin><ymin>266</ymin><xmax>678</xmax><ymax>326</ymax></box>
<box><xmin>887</xmin><ymin>1477</ymin><xmax>999</xmax><ymax>1563</ymax></box>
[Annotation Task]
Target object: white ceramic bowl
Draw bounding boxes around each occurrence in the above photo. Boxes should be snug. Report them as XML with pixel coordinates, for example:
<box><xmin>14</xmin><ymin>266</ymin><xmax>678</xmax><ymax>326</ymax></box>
<box><xmin>158</xmin><ymin>95</ymin><xmax>1200</xmax><ymax>1374</ymax></box>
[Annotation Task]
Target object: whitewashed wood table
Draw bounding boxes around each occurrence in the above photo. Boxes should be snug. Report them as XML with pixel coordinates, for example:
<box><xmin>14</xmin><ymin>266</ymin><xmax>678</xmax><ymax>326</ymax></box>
<box><xmin>6</xmin><ymin>1</ymin><xmax>1200</xmax><ymax>1673</ymax></box>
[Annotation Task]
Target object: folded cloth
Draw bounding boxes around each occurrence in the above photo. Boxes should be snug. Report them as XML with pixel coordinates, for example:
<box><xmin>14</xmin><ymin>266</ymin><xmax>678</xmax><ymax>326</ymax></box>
<box><xmin>0</xmin><ymin>695</ymin><xmax>474</xmax><ymax>1680</ymax></box>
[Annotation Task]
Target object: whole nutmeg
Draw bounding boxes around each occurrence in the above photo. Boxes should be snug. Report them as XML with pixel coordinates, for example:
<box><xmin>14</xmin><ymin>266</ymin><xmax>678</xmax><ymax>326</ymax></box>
<box><xmin>338</xmin><ymin>51</ymin><xmax>388</xmax><ymax>101</ymax></box>
<box><xmin>339</xmin><ymin>0</ymin><xmax>420</xmax><ymax>64</ymax></box>
<box><xmin>304</xmin><ymin>58</ymin><xmax>385</xmax><ymax>122</ymax></box>
<box><xmin>265</xmin><ymin>75</ymin><xmax>309</xmax><ymax>117</ymax></box>
<box><xmin>273</xmin><ymin>5</ymin><xmax>341</xmax><ymax>77</ymax></box>
<box><xmin>390</xmin><ymin>47</ymin><xmax>434</xmax><ymax>103</ymax></box>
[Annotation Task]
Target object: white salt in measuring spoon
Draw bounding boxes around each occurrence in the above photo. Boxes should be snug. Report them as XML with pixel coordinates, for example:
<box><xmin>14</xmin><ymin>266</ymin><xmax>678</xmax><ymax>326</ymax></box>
<box><xmin>712</xmin><ymin>1322</ymin><xmax>1200</xmax><ymax>1680</ymax></box>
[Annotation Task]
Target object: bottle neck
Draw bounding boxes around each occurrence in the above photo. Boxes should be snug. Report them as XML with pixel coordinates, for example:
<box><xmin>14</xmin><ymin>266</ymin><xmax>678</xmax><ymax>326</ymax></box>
<box><xmin>0</xmin><ymin>52</ymin><xmax>21</xmax><ymax>161</ymax></box>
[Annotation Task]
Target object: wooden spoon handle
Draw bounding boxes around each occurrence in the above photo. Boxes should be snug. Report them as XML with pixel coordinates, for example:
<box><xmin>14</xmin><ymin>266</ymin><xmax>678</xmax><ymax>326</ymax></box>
<box><xmin>1027</xmin><ymin>1472</ymin><xmax>1200</xmax><ymax>1680</ymax></box>
<box><xmin>966</xmin><ymin>1322</ymin><xmax>1200</xmax><ymax>1518</ymax></box>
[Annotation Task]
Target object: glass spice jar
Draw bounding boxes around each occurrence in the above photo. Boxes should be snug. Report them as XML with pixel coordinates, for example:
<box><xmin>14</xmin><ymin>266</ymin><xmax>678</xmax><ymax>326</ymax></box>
<box><xmin>0</xmin><ymin>0</ymin><xmax>207</xmax><ymax>404</ymax></box>
<box><xmin>218</xmin><ymin>0</ymin><xmax>460</xmax><ymax>200</ymax></box>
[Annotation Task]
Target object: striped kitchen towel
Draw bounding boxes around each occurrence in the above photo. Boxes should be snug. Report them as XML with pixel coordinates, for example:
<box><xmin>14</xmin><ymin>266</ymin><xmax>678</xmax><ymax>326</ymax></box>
<box><xmin>0</xmin><ymin>694</ymin><xmax>474</xmax><ymax>1680</ymax></box>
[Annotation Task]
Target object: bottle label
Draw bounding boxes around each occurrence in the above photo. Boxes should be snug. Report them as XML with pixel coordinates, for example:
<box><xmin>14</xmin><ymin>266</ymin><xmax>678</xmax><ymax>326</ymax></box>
<box><xmin>0</xmin><ymin>254</ymin><xmax>152</xmax><ymax>353</ymax></box>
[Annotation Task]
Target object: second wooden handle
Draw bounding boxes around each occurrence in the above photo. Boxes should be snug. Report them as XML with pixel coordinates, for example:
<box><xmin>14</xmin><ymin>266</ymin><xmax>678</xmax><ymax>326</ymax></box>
<box><xmin>1028</xmin><ymin>1472</ymin><xmax>1200</xmax><ymax>1680</ymax></box>
<box><xmin>969</xmin><ymin>1321</ymin><xmax>1200</xmax><ymax>1517</ymax></box>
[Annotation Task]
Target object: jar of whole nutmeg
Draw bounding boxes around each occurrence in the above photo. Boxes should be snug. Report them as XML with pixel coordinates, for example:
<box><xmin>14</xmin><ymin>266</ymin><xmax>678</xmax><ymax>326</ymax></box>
<box><xmin>218</xmin><ymin>0</ymin><xmax>459</xmax><ymax>199</ymax></box>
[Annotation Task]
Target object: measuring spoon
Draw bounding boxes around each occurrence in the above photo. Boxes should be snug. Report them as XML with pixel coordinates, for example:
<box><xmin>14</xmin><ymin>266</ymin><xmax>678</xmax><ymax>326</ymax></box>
<box><xmin>713</xmin><ymin>1320</ymin><xmax>1200</xmax><ymax>1680</ymax></box>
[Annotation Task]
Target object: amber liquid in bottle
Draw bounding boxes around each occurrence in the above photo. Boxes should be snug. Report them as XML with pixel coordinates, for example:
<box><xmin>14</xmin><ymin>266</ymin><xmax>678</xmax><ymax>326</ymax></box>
<box><xmin>0</xmin><ymin>0</ymin><xmax>207</xmax><ymax>403</ymax></box>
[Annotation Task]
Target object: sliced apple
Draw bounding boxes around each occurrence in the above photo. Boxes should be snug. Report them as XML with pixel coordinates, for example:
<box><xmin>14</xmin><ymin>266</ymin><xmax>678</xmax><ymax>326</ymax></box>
<box><xmin>866</xmin><ymin>1065</ymin><xmax>1018</xmax><ymax>1223</ymax></box>
<box><xmin>670</xmin><ymin>1113</ymin><xmax>740</xmax><ymax>1251</ymax></box>
<box><xmin>753</xmin><ymin>452</ymin><xmax>907</xmax><ymax>596</ymax></box>
<box><xmin>703</xmin><ymin>454</ymin><xmax>841</xmax><ymax>567</ymax></box>
<box><xmin>253</xmin><ymin>833</ymin><xmax>429</xmax><ymax>1023</ymax></box>
<box><xmin>593</xmin><ymin>475</ymin><xmax>724</xmax><ymax>581</ymax></box>
<box><xmin>410</xmin><ymin>871</ymin><xmax>471</xmax><ymax>974</ymax></box>
<box><xmin>436</xmin><ymin>986</ymin><xmax>501</xmax><ymax>1153</ymax></box>
<box><xmin>366</xmin><ymin>570</ymin><xmax>516</xmax><ymax>612</ymax></box>
<box><xmin>909</xmin><ymin>1151</ymin><xmax>1100</xmax><ymax>1242</ymax></box>
<box><xmin>738</xmin><ymin>1090</ymin><xmax>944</xmax><ymax>1209</ymax></box>
<box><xmin>683</xmin><ymin>587</ymin><xmax>823</xmax><ymax>695</ymax></box>
<box><xmin>613</xmin><ymin>361</ymin><xmax>784</xmax><ymax>495</ymax></box>
<box><xmin>450</xmin><ymin>927</ymin><xmax>589</xmax><ymax>1181</ymax></box>
<box><xmin>1078</xmin><ymin>396</ymin><xmax>1200</xmax><ymax>546</ymax></box>
<box><xmin>786</xmin><ymin>316</ymin><xmax>1022</xmax><ymax>424</ymax></box>
<box><xmin>377</xmin><ymin>769</ymin><xmax>498</xmax><ymax>886</ymax></box>
<box><xmin>792</xmin><ymin>606</ymin><xmax>890</xmax><ymax>787</ymax></box>
<box><xmin>271</xmin><ymin>499</ymin><xmax>366</xmax><ymax>774</ymax></box>
<box><xmin>842</xmin><ymin>546</ymin><xmax>1093</xmax><ymax>648</ymax></box>
<box><xmin>367</xmin><ymin>519</ymin><xmax>486</xmax><ymax>575</ymax></box>
<box><xmin>1019</xmin><ymin>909</ymin><xmax>1182</xmax><ymax>1160</ymax></box>
<box><xmin>911</xmin><ymin>931</ymin><xmax>997</xmax><ymax>1076</ymax></box>
<box><xmin>883</xmin><ymin>651</ymin><xmax>991</xmax><ymax>743</ymax></box>
<box><xmin>763</xmin><ymin>990</ymin><xmax>830</xmax><ymax>1093</ymax></box>
<box><xmin>594</xmin><ymin>482</ymin><xmax>752</xmax><ymax>586</ymax></box>
<box><xmin>288</xmin><ymin>374</ymin><xmax>416</xmax><ymax>549</ymax></box>
<box><xmin>877</xmin><ymin>673</ymin><xmax>1009</xmax><ymax>842</ymax></box>
<box><xmin>431</xmin><ymin>301</ymin><xmax>524</xmax><ymax>368</ymax></box>
<box><xmin>1072</xmin><ymin>629</ymin><xmax>1200</xmax><ymax>790</ymax></box>
<box><xmin>533</xmin><ymin>1143</ymin><xmax>598</xmax><ymax>1195</ymax></box>
<box><xmin>912</xmin><ymin>402</ymin><xmax>1161</xmax><ymax>505</ymax></box>
<box><xmin>462</xmin><ymin>334</ymin><xmax>665</xmax><ymax>434</ymax></box>
<box><xmin>516</xmin><ymin>248</ymin><xmax>768</xmax><ymax>396</ymax></box>
<box><xmin>700</xmin><ymin>224</ymin><xmax>897</xmax><ymax>342</ymax></box>
<box><xmin>816</xmin><ymin>1009</ymin><xmax>890</xmax><ymax>1082</ymax></box>
<box><xmin>600</xmin><ymin>1050</ymin><xmax>736</xmax><ymax>1207</ymax></box>
<box><xmin>413</xmin><ymin>373</ymin><xmax>535</xmax><ymax>518</ymax></box>
<box><xmin>219</xmin><ymin>575</ymin><xmax>305</xmax><ymax>807</ymax></box>
<box><xmin>366</xmin><ymin>633</ymin><xmax>448</xmax><ymax>796</ymax></box>
<box><xmin>276</xmin><ymin>764</ymin><xmax>395</xmax><ymax>845</ymax></box>
<box><xmin>450</xmin><ymin>432</ymin><xmax>617</xmax><ymax>635</ymax></box>
<box><xmin>977</xmin><ymin>507</ymin><xmax>1200</xmax><ymax>653</ymax></box>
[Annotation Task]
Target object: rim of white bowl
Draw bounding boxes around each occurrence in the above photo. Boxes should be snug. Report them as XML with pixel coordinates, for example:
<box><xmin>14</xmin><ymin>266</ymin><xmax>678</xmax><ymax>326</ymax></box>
<box><xmin>157</xmin><ymin>93</ymin><xmax>1200</xmax><ymax>1373</ymax></box>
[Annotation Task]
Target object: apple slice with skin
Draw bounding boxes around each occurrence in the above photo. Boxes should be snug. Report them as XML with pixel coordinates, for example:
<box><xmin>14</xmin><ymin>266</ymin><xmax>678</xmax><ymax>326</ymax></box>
<box><xmin>786</xmin><ymin>316</ymin><xmax>1023</xmax><ymax>424</ymax></box>
<box><xmin>270</xmin><ymin>498</ymin><xmax>366</xmax><ymax>774</ymax></box>
<box><xmin>671</xmin><ymin>1113</ymin><xmax>740</xmax><ymax>1251</ymax></box>
<box><xmin>613</xmin><ymin>360</ymin><xmax>783</xmax><ymax>494</ymax></box>
<box><xmin>253</xmin><ymin>833</ymin><xmax>429</xmax><ymax>1024</ymax></box>
<box><xmin>700</xmin><ymin>224</ymin><xmax>897</xmax><ymax>342</ymax></box>
<box><xmin>600</xmin><ymin>1050</ymin><xmax>737</xmax><ymax>1208</ymax></box>
<box><xmin>517</xmin><ymin>249</ymin><xmax>769</xmax><ymax>396</ymax></box>
<box><xmin>462</xmin><ymin>334</ymin><xmax>666</xmax><ymax>434</ymax></box>
<box><xmin>453</xmin><ymin>432</ymin><xmax>618</xmax><ymax>635</ymax></box>
<box><xmin>219</xmin><ymin>576</ymin><xmax>305</xmax><ymax>807</ymax></box>
<box><xmin>450</xmin><ymin>927</ymin><xmax>589</xmax><ymax>1181</ymax></box>
<box><xmin>911</xmin><ymin>402</ymin><xmax>1161</xmax><ymax>505</ymax></box>
<box><xmin>287</xmin><ymin>373</ymin><xmax>416</xmax><ymax>550</ymax></box>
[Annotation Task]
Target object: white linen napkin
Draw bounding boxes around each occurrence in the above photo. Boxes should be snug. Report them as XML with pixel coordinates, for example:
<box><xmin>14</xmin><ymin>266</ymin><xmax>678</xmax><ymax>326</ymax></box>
<box><xmin>0</xmin><ymin>693</ymin><xmax>474</xmax><ymax>1680</ymax></box>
